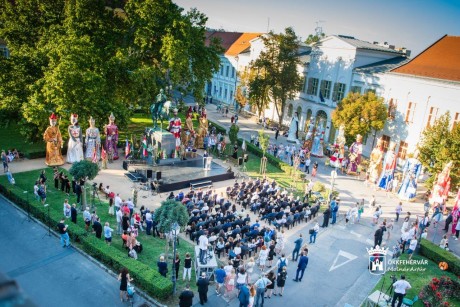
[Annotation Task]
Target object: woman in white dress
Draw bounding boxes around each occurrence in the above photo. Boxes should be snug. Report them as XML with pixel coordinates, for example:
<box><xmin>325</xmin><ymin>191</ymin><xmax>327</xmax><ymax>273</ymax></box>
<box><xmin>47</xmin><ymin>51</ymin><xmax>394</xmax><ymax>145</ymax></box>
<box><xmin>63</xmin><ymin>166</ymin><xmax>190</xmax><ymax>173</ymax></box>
<box><xmin>258</xmin><ymin>245</ymin><xmax>268</xmax><ymax>270</ymax></box>
<box><xmin>66</xmin><ymin>113</ymin><xmax>84</xmax><ymax>163</ymax></box>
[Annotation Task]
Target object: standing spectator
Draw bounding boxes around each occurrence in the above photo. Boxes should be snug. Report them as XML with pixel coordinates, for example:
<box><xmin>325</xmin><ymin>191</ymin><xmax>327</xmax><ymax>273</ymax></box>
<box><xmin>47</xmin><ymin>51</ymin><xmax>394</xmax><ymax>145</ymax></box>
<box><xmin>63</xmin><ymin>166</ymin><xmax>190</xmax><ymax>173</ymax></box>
<box><xmin>395</xmin><ymin>202</ymin><xmax>403</xmax><ymax>222</ymax></box>
<box><xmin>214</xmin><ymin>265</ymin><xmax>227</xmax><ymax>295</ymax></box>
<box><xmin>198</xmin><ymin>230</ymin><xmax>209</xmax><ymax>265</ymax></box>
<box><xmin>321</xmin><ymin>208</ymin><xmax>331</xmax><ymax>228</ymax></box>
<box><xmin>245</xmin><ymin>257</ymin><xmax>256</xmax><ymax>277</ymax></box>
<box><xmin>37</xmin><ymin>183</ymin><xmax>47</xmax><ymax>204</ymax></box>
<box><xmin>196</xmin><ymin>272</ymin><xmax>210</xmax><ymax>305</ymax></box>
<box><xmin>157</xmin><ymin>256</ymin><xmax>168</xmax><ymax>277</ymax></box>
<box><xmin>1</xmin><ymin>150</ymin><xmax>8</xmax><ymax>173</ymax></box>
<box><xmin>274</xmin><ymin>266</ymin><xmax>287</xmax><ymax>296</ymax></box>
<box><xmin>179</xmin><ymin>283</ymin><xmax>194</xmax><ymax>307</ymax></box>
<box><xmin>357</xmin><ymin>202</ymin><xmax>364</xmax><ymax>223</ymax></box>
<box><xmin>57</xmin><ymin>217</ymin><xmax>71</xmax><ymax>248</ymax></box>
<box><xmin>374</xmin><ymin>226</ymin><xmax>384</xmax><ymax>248</ymax></box>
<box><xmin>224</xmin><ymin>268</ymin><xmax>236</xmax><ymax>299</ymax></box>
<box><xmin>304</xmin><ymin>156</ymin><xmax>311</xmax><ymax>174</ymax></box>
<box><xmin>114</xmin><ymin>193</ymin><xmax>122</xmax><ymax>211</ymax></box>
<box><xmin>116</xmin><ymin>208</ymin><xmax>123</xmax><ymax>235</ymax></box>
<box><xmin>249</xmin><ymin>285</ymin><xmax>256</xmax><ymax>307</ymax></box>
<box><xmin>83</xmin><ymin>207</ymin><xmax>91</xmax><ymax>231</ymax></box>
<box><xmin>309</xmin><ymin>222</ymin><xmax>320</xmax><ymax>243</ymax></box>
<box><xmin>444</xmin><ymin>210</ymin><xmax>452</xmax><ymax>232</ymax></box>
<box><xmin>254</xmin><ymin>274</ymin><xmax>272</xmax><ymax>307</ymax></box>
<box><xmin>63</xmin><ymin>175</ymin><xmax>70</xmax><ymax>195</ymax></box>
<box><xmin>291</xmin><ymin>233</ymin><xmax>303</xmax><ymax>261</ymax></box>
<box><xmin>275</xmin><ymin>127</ymin><xmax>279</xmax><ymax>140</ymax></box>
<box><xmin>183</xmin><ymin>253</ymin><xmax>192</xmax><ymax>281</ymax></box>
<box><xmin>122</xmin><ymin>212</ymin><xmax>130</xmax><ymax>232</ymax></box>
<box><xmin>53</xmin><ymin>168</ymin><xmax>59</xmax><ymax>189</ymax></box>
<box><xmin>238</xmin><ymin>284</ymin><xmax>250</xmax><ymax>307</ymax></box>
<box><xmin>70</xmin><ymin>204</ymin><xmax>77</xmax><ymax>224</ymax></box>
<box><xmin>118</xmin><ymin>268</ymin><xmax>132</xmax><ymax>302</ymax></box>
<box><xmin>175</xmin><ymin>254</ymin><xmax>181</xmax><ymax>280</ymax></box>
<box><xmin>71</xmin><ymin>177</ymin><xmax>76</xmax><ymax>195</ymax></box>
<box><xmin>312</xmin><ymin>161</ymin><xmax>318</xmax><ymax>177</ymax></box>
<box><xmin>265</xmin><ymin>271</ymin><xmax>276</xmax><ymax>299</ymax></box>
<box><xmin>331</xmin><ymin>198</ymin><xmax>339</xmax><ymax>225</ymax></box>
<box><xmin>104</xmin><ymin>222</ymin><xmax>113</xmax><ymax>245</ymax></box>
<box><xmin>39</xmin><ymin>170</ymin><xmax>47</xmax><ymax>184</ymax></box>
<box><xmin>236</xmin><ymin>268</ymin><xmax>248</xmax><ymax>292</ymax></box>
<box><xmin>293</xmin><ymin>251</ymin><xmax>309</xmax><ymax>282</ymax></box>
<box><xmin>258</xmin><ymin>246</ymin><xmax>268</xmax><ymax>270</ymax></box>
<box><xmin>92</xmin><ymin>217</ymin><xmax>103</xmax><ymax>239</ymax></box>
<box><xmin>454</xmin><ymin>221</ymin><xmax>460</xmax><ymax>240</ymax></box>
<box><xmin>33</xmin><ymin>181</ymin><xmax>40</xmax><ymax>201</ymax></box>
<box><xmin>391</xmin><ymin>275</ymin><xmax>411</xmax><ymax>307</ymax></box>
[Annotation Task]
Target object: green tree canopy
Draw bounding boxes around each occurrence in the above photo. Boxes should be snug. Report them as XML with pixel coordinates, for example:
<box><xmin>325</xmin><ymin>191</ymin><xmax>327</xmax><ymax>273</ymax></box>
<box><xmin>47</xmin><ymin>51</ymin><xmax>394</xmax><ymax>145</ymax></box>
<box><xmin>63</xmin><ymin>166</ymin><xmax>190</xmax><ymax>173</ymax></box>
<box><xmin>229</xmin><ymin>123</ymin><xmax>240</xmax><ymax>146</ymax></box>
<box><xmin>304</xmin><ymin>32</ymin><xmax>326</xmax><ymax>45</ymax></box>
<box><xmin>331</xmin><ymin>92</ymin><xmax>387</xmax><ymax>145</ymax></box>
<box><xmin>0</xmin><ymin>0</ymin><xmax>221</xmax><ymax>140</ymax></box>
<box><xmin>251</xmin><ymin>28</ymin><xmax>303</xmax><ymax>126</ymax></box>
<box><xmin>418</xmin><ymin>112</ymin><xmax>460</xmax><ymax>188</ymax></box>
<box><xmin>69</xmin><ymin>160</ymin><xmax>99</xmax><ymax>181</ymax></box>
<box><xmin>258</xmin><ymin>130</ymin><xmax>270</xmax><ymax>157</ymax></box>
<box><xmin>153</xmin><ymin>199</ymin><xmax>189</xmax><ymax>233</ymax></box>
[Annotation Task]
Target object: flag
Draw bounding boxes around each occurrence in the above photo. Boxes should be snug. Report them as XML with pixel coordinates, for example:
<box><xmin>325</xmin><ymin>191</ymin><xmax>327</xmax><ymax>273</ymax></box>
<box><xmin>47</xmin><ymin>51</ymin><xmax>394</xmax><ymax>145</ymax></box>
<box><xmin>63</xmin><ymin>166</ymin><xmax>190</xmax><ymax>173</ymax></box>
<box><xmin>142</xmin><ymin>136</ymin><xmax>148</xmax><ymax>157</ymax></box>
<box><xmin>92</xmin><ymin>147</ymin><xmax>98</xmax><ymax>163</ymax></box>
<box><xmin>319</xmin><ymin>91</ymin><xmax>325</xmax><ymax>102</ymax></box>
<box><xmin>125</xmin><ymin>139</ymin><xmax>131</xmax><ymax>158</ymax></box>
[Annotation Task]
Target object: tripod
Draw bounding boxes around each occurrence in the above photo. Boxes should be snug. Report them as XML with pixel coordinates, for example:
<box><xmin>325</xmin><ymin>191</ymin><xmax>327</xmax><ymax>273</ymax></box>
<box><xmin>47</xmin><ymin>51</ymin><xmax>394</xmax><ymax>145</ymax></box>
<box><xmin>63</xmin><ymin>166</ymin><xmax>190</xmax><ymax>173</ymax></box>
<box><xmin>42</xmin><ymin>204</ymin><xmax>52</xmax><ymax>238</ymax></box>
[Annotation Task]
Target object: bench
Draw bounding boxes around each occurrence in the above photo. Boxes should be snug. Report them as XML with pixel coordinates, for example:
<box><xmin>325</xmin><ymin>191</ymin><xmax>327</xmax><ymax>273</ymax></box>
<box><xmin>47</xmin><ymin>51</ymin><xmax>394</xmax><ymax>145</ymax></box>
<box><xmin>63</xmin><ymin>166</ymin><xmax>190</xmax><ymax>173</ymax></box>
<box><xmin>190</xmin><ymin>181</ymin><xmax>213</xmax><ymax>190</ymax></box>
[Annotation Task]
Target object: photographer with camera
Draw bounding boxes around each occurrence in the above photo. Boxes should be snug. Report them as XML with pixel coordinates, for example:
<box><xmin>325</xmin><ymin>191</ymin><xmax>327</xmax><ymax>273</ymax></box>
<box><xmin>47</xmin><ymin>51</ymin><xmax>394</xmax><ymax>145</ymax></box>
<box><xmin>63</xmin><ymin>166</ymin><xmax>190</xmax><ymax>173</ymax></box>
<box><xmin>391</xmin><ymin>275</ymin><xmax>411</xmax><ymax>307</ymax></box>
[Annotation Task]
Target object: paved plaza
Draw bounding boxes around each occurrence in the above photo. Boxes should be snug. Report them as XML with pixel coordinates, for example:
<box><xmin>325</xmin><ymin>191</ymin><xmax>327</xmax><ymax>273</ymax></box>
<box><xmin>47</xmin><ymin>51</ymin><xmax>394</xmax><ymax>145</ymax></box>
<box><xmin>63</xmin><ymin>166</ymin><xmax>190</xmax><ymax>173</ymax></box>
<box><xmin>1</xmin><ymin>97</ymin><xmax>459</xmax><ymax>307</ymax></box>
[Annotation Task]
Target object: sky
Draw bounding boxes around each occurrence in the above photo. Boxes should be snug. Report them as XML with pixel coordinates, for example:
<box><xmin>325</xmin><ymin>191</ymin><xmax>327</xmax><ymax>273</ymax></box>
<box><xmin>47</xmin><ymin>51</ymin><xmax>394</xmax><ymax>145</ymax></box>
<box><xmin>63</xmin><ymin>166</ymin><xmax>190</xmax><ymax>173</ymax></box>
<box><xmin>174</xmin><ymin>0</ymin><xmax>460</xmax><ymax>56</ymax></box>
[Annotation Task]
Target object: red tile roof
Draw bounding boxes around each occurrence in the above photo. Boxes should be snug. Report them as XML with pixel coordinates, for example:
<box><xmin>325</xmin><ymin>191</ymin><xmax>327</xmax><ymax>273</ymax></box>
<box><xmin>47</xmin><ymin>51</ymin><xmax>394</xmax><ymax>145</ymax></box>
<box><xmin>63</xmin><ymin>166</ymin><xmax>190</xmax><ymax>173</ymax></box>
<box><xmin>391</xmin><ymin>35</ymin><xmax>460</xmax><ymax>82</ymax></box>
<box><xmin>205</xmin><ymin>31</ymin><xmax>262</xmax><ymax>56</ymax></box>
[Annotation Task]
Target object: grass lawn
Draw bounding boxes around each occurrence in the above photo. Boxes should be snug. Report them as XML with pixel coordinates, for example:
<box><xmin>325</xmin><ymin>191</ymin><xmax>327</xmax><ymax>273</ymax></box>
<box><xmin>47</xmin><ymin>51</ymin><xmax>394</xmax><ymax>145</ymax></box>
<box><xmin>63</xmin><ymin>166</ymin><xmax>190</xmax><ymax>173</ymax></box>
<box><xmin>0</xmin><ymin>123</ymin><xmax>44</xmax><ymax>157</ymax></box>
<box><xmin>371</xmin><ymin>253</ymin><xmax>460</xmax><ymax>306</ymax></box>
<box><xmin>0</xmin><ymin>167</ymin><xmax>196</xmax><ymax>305</ymax></box>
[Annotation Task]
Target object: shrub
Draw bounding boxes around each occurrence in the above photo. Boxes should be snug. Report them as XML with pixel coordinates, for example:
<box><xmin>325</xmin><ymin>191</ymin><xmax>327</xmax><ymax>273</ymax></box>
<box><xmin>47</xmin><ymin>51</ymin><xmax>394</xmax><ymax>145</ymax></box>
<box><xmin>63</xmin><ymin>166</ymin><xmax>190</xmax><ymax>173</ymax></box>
<box><xmin>419</xmin><ymin>276</ymin><xmax>460</xmax><ymax>307</ymax></box>
<box><xmin>419</xmin><ymin>239</ymin><xmax>460</xmax><ymax>275</ymax></box>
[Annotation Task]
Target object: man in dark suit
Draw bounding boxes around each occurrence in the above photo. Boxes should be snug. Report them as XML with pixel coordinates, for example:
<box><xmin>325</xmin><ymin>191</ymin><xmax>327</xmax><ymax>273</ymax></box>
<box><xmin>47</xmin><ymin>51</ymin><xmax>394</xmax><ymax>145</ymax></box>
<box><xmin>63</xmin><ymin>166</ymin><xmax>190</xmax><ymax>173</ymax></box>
<box><xmin>196</xmin><ymin>272</ymin><xmax>210</xmax><ymax>305</ymax></box>
<box><xmin>293</xmin><ymin>251</ymin><xmax>309</xmax><ymax>282</ymax></box>
<box><xmin>179</xmin><ymin>283</ymin><xmax>194</xmax><ymax>307</ymax></box>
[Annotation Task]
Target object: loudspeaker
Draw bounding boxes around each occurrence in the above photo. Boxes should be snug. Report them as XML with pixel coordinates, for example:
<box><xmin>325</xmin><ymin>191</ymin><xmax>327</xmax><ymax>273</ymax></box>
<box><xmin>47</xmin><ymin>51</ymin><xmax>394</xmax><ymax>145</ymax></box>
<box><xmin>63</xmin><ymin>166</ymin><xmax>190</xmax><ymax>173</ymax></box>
<box><xmin>146</xmin><ymin>170</ymin><xmax>153</xmax><ymax>179</ymax></box>
<box><xmin>243</xmin><ymin>154</ymin><xmax>249</xmax><ymax>162</ymax></box>
<box><xmin>122</xmin><ymin>161</ymin><xmax>128</xmax><ymax>170</ymax></box>
<box><xmin>156</xmin><ymin>171</ymin><xmax>162</xmax><ymax>180</ymax></box>
<box><xmin>238</xmin><ymin>157</ymin><xmax>243</xmax><ymax>166</ymax></box>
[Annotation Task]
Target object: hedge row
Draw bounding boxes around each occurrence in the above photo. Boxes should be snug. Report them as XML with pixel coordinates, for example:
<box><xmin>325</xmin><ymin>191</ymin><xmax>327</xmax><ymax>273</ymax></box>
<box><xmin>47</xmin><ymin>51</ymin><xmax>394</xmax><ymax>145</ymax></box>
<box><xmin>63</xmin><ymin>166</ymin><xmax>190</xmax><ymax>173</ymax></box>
<box><xmin>419</xmin><ymin>238</ymin><xmax>460</xmax><ymax>276</ymax></box>
<box><xmin>0</xmin><ymin>181</ymin><xmax>173</xmax><ymax>300</ymax></box>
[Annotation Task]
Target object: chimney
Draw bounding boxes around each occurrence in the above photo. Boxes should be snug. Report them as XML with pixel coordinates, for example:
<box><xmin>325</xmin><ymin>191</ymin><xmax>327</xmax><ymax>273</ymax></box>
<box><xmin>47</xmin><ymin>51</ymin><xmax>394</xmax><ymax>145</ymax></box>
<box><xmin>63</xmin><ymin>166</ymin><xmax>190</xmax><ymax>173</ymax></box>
<box><xmin>373</xmin><ymin>41</ymin><xmax>379</xmax><ymax>45</ymax></box>
<box><xmin>389</xmin><ymin>45</ymin><xmax>395</xmax><ymax>50</ymax></box>
<box><xmin>405</xmin><ymin>50</ymin><xmax>411</xmax><ymax>57</ymax></box>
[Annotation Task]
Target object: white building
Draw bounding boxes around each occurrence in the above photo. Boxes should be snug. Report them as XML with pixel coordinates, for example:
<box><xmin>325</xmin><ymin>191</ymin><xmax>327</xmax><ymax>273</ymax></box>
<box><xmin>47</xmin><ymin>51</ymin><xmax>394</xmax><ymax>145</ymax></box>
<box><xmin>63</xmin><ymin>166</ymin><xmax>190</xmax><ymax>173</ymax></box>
<box><xmin>287</xmin><ymin>35</ymin><xmax>408</xmax><ymax>143</ymax></box>
<box><xmin>353</xmin><ymin>35</ymin><xmax>460</xmax><ymax>159</ymax></box>
<box><xmin>204</xmin><ymin>31</ymin><xmax>262</xmax><ymax>106</ymax></box>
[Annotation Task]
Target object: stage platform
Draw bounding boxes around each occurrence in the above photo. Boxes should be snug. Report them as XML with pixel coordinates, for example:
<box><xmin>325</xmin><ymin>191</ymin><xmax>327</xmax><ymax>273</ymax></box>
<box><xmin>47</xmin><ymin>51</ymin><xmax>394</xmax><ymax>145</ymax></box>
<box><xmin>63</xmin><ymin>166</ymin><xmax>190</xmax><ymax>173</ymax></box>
<box><xmin>194</xmin><ymin>246</ymin><xmax>217</xmax><ymax>281</ymax></box>
<box><xmin>131</xmin><ymin>156</ymin><xmax>234</xmax><ymax>193</ymax></box>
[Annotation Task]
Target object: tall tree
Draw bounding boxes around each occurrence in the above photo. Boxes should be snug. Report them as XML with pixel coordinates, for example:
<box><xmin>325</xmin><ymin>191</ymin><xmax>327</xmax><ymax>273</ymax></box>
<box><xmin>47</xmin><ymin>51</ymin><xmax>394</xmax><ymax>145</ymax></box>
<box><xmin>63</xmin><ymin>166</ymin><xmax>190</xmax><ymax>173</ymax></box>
<box><xmin>247</xmin><ymin>66</ymin><xmax>270</xmax><ymax>118</ymax></box>
<box><xmin>418</xmin><ymin>112</ymin><xmax>460</xmax><ymax>188</ymax></box>
<box><xmin>331</xmin><ymin>92</ymin><xmax>387</xmax><ymax>145</ymax></box>
<box><xmin>304</xmin><ymin>32</ymin><xmax>326</xmax><ymax>45</ymax></box>
<box><xmin>251</xmin><ymin>28</ymin><xmax>303</xmax><ymax>126</ymax></box>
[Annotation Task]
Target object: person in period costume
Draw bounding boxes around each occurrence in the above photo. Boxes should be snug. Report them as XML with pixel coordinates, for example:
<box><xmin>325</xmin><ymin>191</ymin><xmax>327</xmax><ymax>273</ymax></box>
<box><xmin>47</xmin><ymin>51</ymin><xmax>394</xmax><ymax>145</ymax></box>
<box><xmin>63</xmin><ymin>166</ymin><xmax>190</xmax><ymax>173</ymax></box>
<box><xmin>287</xmin><ymin>112</ymin><xmax>299</xmax><ymax>142</ymax></box>
<box><xmin>347</xmin><ymin>134</ymin><xmax>363</xmax><ymax>175</ymax></box>
<box><xmin>378</xmin><ymin>142</ymin><xmax>398</xmax><ymax>190</ymax></box>
<box><xmin>199</xmin><ymin>112</ymin><xmax>209</xmax><ymax>138</ymax></box>
<box><xmin>85</xmin><ymin>117</ymin><xmax>101</xmax><ymax>162</ymax></box>
<box><xmin>367</xmin><ymin>138</ymin><xmax>384</xmax><ymax>185</ymax></box>
<box><xmin>169</xmin><ymin>108</ymin><xmax>182</xmax><ymax>150</ymax></box>
<box><xmin>311</xmin><ymin>120</ymin><xmax>325</xmax><ymax>157</ymax></box>
<box><xmin>43</xmin><ymin>113</ymin><xmax>64</xmax><ymax>166</ymax></box>
<box><xmin>329</xmin><ymin>125</ymin><xmax>346</xmax><ymax>168</ymax></box>
<box><xmin>398</xmin><ymin>150</ymin><xmax>422</xmax><ymax>201</ymax></box>
<box><xmin>66</xmin><ymin>113</ymin><xmax>84</xmax><ymax>163</ymax></box>
<box><xmin>104</xmin><ymin>112</ymin><xmax>119</xmax><ymax>160</ymax></box>
<box><xmin>430</xmin><ymin>161</ymin><xmax>453</xmax><ymax>205</ymax></box>
<box><xmin>305</xmin><ymin>117</ymin><xmax>315</xmax><ymax>141</ymax></box>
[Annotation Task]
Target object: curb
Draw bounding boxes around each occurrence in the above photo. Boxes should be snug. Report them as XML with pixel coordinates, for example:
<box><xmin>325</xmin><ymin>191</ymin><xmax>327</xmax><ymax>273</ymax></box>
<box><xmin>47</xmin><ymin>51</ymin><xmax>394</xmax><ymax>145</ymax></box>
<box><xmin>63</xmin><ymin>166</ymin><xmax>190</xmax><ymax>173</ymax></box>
<box><xmin>0</xmin><ymin>193</ymin><xmax>166</xmax><ymax>307</ymax></box>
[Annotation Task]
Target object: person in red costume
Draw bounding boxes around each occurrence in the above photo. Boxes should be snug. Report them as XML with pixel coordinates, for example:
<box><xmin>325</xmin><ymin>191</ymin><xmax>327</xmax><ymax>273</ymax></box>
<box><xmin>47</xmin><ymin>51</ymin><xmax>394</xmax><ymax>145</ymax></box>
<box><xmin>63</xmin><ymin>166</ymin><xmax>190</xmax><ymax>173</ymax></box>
<box><xmin>429</xmin><ymin>161</ymin><xmax>452</xmax><ymax>205</ymax></box>
<box><xmin>169</xmin><ymin>108</ymin><xmax>182</xmax><ymax>149</ymax></box>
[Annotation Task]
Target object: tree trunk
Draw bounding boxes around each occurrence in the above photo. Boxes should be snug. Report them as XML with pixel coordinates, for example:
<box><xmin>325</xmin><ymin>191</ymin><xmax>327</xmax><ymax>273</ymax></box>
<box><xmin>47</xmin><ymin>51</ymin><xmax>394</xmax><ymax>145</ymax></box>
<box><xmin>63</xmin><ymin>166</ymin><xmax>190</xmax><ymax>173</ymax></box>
<box><xmin>278</xmin><ymin>98</ymin><xmax>286</xmax><ymax>127</ymax></box>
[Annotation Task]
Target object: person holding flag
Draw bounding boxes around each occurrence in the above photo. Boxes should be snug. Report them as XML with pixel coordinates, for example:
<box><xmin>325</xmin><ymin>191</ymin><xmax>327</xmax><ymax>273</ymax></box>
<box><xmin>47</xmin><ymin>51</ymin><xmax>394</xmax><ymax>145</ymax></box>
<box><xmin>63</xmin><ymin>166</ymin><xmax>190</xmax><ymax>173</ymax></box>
<box><xmin>142</xmin><ymin>136</ymin><xmax>148</xmax><ymax>159</ymax></box>
<box><xmin>169</xmin><ymin>108</ymin><xmax>182</xmax><ymax>150</ymax></box>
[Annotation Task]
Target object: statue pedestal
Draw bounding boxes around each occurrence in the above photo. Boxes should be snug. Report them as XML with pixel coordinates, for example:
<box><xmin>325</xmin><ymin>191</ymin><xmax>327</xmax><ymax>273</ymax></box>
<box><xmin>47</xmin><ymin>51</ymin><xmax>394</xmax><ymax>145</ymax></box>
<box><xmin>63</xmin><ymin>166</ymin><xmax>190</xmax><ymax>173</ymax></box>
<box><xmin>145</xmin><ymin>128</ymin><xmax>177</xmax><ymax>158</ymax></box>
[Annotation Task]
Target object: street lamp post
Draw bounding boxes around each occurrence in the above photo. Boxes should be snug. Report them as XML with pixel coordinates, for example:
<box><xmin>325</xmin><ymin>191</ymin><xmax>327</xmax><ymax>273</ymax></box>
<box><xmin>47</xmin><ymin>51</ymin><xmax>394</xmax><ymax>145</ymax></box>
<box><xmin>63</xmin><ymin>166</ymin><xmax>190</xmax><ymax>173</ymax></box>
<box><xmin>329</xmin><ymin>169</ymin><xmax>338</xmax><ymax>203</ymax></box>
<box><xmin>171</xmin><ymin>222</ymin><xmax>180</xmax><ymax>294</ymax></box>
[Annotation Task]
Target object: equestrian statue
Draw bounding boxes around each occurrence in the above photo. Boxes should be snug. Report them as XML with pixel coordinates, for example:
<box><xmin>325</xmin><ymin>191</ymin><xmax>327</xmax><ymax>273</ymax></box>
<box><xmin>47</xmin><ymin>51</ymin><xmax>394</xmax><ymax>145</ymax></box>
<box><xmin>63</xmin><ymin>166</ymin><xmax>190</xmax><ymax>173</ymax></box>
<box><xmin>150</xmin><ymin>88</ymin><xmax>171</xmax><ymax>129</ymax></box>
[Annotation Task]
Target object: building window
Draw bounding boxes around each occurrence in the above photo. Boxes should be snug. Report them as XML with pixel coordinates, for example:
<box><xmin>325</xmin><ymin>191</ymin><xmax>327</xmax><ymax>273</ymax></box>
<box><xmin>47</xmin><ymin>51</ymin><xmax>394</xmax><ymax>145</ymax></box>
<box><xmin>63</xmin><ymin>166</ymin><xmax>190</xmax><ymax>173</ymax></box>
<box><xmin>232</xmin><ymin>67</ymin><xmax>235</xmax><ymax>78</ymax></box>
<box><xmin>226</xmin><ymin>66</ymin><xmax>229</xmax><ymax>77</ymax></box>
<box><xmin>381</xmin><ymin>135</ymin><xmax>391</xmax><ymax>152</ymax></box>
<box><xmin>300</xmin><ymin>76</ymin><xmax>306</xmax><ymax>93</ymax></box>
<box><xmin>219</xmin><ymin>86</ymin><xmax>222</xmax><ymax>97</ymax></box>
<box><xmin>230</xmin><ymin>91</ymin><xmax>234</xmax><ymax>101</ymax></box>
<box><xmin>332</xmin><ymin>83</ymin><xmax>346</xmax><ymax>102</ymax></box>
<box><xmin>388</xmin><ymin>98</ymin><xmax>397</xmax><ymax>120</ymax></box>
<box><xmin>0</xmin><ymin>46</ymin><xmax>9</xmax><ymax>58</ymax></box>
<box><xmin>320</xmin><ymin>80</ymin><xmax>332</xmax><ymax>100</ymax></box>
<box><xmin>426</xmin><ymin>106</ymin><xmax>439</xmax><ymax>128</ymax></box>
<box><xmin>220</xmin><ymin>65</ymin><xmax>224</xmax><ymax>75</ymax></box>
<box><xmin>307</xmin><ymin>78</ymin><xmax>319</xmax><ymax>96</ymax></box>
<box><xmin>296</xmin><ymin>106</ymin><xmax>302</xmax><ymax>117</ymax></box>
<box><xmin>405</xmin><ymin>102</ymin><xmax>416</xmax><ymax>123</ymax></box>
<box><xmin>350</xmin><ymin>86</ymin><xmax>362</xmax><ymax>94</ymax></box>
<box><xmin>287</xmin><ymin>104</ymin><xmax>293</xmax><ymax>118</ymax></box>
<box><xmin>398</xmin><ymin>141</ymin><xmax>408</xmax><ymax>160</ymax></box>
<box><xmin>453</xmin><ymin>113</ymin><xmax>460</xmax><ymax>130</ymax></box>
<box><xmin>224</xmin><ymin>88</ymin><xmax>228</xmax><ymax>100</ymax></box>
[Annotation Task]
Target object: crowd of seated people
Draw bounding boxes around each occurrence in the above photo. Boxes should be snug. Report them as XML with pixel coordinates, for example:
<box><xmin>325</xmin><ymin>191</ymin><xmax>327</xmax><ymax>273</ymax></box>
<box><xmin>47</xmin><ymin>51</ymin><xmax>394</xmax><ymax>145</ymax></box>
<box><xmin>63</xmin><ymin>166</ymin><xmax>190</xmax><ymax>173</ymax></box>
<box><xmin>178</xmin><ymin>177</ymin><xmax>320</xmax><ymax>263</ymax></box>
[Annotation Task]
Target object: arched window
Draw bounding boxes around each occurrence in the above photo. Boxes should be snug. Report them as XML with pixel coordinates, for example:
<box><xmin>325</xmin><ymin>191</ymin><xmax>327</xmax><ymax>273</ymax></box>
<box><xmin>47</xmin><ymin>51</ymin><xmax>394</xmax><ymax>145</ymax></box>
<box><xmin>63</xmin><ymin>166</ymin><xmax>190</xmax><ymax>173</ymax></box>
<box><xmin>296</xmin><ymin>106</ymin><xmax>302</xmax><ymax>117</ymax></box>
<box><xmin>287</xmin><ymin>104</ymin><xmax>293</xmax><ymax>118</ymax></box>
